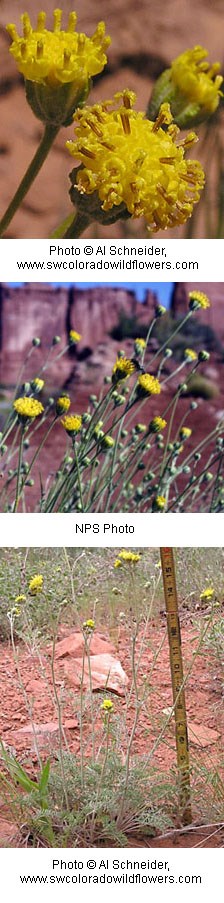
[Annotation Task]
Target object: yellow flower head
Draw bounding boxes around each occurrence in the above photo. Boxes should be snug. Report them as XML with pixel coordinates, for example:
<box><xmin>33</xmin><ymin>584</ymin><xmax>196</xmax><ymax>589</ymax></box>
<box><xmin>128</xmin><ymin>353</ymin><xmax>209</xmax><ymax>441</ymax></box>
<box><xmin>61</xmin><ymin>414</ymin><xmax>82</xmax><ymax>434</ymax></box>
<box><xmin>67</xmin><ymin>92</ymin><xmax>204</xmax><ymax>231</ymax></box>
<box><xmin>149</xmin><ymin>416</ymin><xmax>167</xmax><ymax>433</ymax></box>
<box><xmin>171</xmin><ymin>47</ymin><xmax>223</xmax><ymax>115</ymax></box>
<box><xmin>7</xmin><ymin>11</ymin><xmax>110</xmax><ymax>87</ymax></box>
<box><xmin>137</xmin><ymin>373</ymin><xmax>161</xmax><ymax>398</ymax></box>
<box><xmin>13</xmin><ymin>397</ymin><xmax>44</xmax><ymax>421</ymax></box>
<box><xmin>29</xmin><ymin>574</ymin><xmax>43</xmax><ymax>595</ymax></box>
<box><xmin>118</xmin><ymin>550</ymin><xmax>141</xmax><ymax>564</ymax></box>
<box><xmin>114</xmin><ymin>559</ymin><xmax>122</xmax><ymax>568</ymax></box>
<box><xmin>156</xmin><ymin>305</ymin><xmax>166</xmax><ymax>318</ymax></box>
<box><xmin>134</xmin><ymin>338</ymin><xmax>146</xmax><ymax>353</ymax></box>
<box><xmin>200</xmin><ymin>586</ymin><xmax>214</xmax><ymax>601</ymax></box>
<box><xmin>56</xmin><ymin>395</ymin><xmax>71</xmax><ymax>415</ymax></box>
<box><xmin>112</xmin><ymin>356</ymin><xmax>136</xmax><ymax>382</ymax></box>
<box><xmin>101</xmin><ymin>698</ymin><xmax>114</xmax><ymax>713</ymax></box>
<box><xmin>69</xmin><ymin>329</ymin><xmax>82</xmax><ymax>344</ymax></box>
<box><xmin>83</xmin><ymin>618</ymin><xmax>95</xmax><ymax>631</ymax></box>
<box><xmin>189</xmin><ymin>291</ymin><xmax>210</xmax><ymax>311</ymax></box>
<box><xmin>101</xmin><ymin>435</ymin><xmax>115</xmax><ymax>449</ymax></box>
<box><xmin>154</xmin><ymin>495</ymin><xmax>166</xmax><ymax>511</ymax></box>
<box><xmin>179</xmin><ymin>426</ymin><xmax>192</xmax><ymax>440</ymax></box>
<box><xmin>31</xmin><ymin>378</ymin><xmax>45</xmax><ymax>393</ymax></box>
<box><xmin>15</xmin><ymin>594</ymin><xmax>26</xmax><ymax>604</ymax></box>
<box><xmin>184</xmin><ymin>348</ymin><xmax>197</xmax><ymax>362</ymax></box>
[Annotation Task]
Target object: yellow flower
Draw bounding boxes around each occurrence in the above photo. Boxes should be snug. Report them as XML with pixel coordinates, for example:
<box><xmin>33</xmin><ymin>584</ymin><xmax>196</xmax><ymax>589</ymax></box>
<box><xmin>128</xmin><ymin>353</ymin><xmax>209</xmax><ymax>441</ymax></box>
<box><xmin>112</xmin><ymin>356</ymin><xmax>136</xmax><ymax>382</ymax></box>
<box><xmin>184</xmin><ymin>348</ymin><xmax>197</xmax><ymax>362</ymax></box>
<box><xmin>12</xmin><ymin>606</ymin><xmax>22</xmax><ymax>617</ymax></box>
<box><xmin>200</xmin><ymin>587</ymin><xmax>214</xmax><ymax>601</ymax></box>
<box><xmin>189</xmin><ymin>291</ymin><xmax>210</xmax><ymax>310</ymax></box>
<box><xmin>15</xmin><ymin>594</ymin><xmax>26</xmax><ymax>604</ymax></box>
<box><xmin>118</xmin><ymin>550</ymin><xmax>141</xmax><ymax>563</ymax></box>
<box><xmin>7</xmin><ymin>11</ymin><xmax>110</xmax><ymax>87</ymax></box>
<box><xmin>134</xmin><ymin>338</ymin><xmax>146</xmax><ymax>353</ymax></box>
<box><xmin>13</xmin><ymin>397</ymin><xmax>44</xmax><ymax>421</ymax></box>
<box><xmin>149</xmin><ymin>416</ymin><xmax>167</xmax><ymax>433</ymax></box>
<box><xmin>31</xmin><ymin>378</ymin><xmax>45</xmax><ymax>393</ymax></box>
<box><xmin>114</xmin><ymin>559</ymin><xmax>122</xmax><ymax>568</ymax></box>
<box><xmin>56</xmin><ymin>395</ymin><xmax>71</xmax><ymax>415</ymax></box>
<box><xmin>101</xmin><ymin>435</ymin><xmax>115</xmax><ymax>449</ymax></box>
<box><xmin>101</xmin><ymin>699</ymin><xmax>114</xmax><ymax>713</ymax></box>
<box><xmin>61</xmin><ymin>414</ymin><xmax>82</xmax><ymax>434</ymax></box>
<box><xmin>154</xmin><ymin>495</ymin><xmax>166</xmax><ymax>510</ymax></box>
<box><xmin>83</xmin><ymin>618</ymin><xmax>95</xmax><ymax>631</ymax></box>
<box><xmin>29</xmin><ymin>574</ymin><xmax>43</xmax><ymax>595</ymax></box>
<box><xmin>155</xmin><ymin>305</ymin><xmax>166</xmax><ymax>317</ymax></box>
<box><xmin>137</xmin><ymin>374</ymin><xmax>161</xmax><ymax>398</ymax></box>
<box><xmin>179</xmin><ymin>426</ymin><xmax>192</xmax><ymax>440</ymax></box>
<box><xmin>171</xmin><ymin>47</ymin><xmax>223</xmax><ymax>116</ymax></box>
<box><xmin>69</xmin><ymin>329</ymin><xmax>82</xmax><ymax>344</ymax></box>
<box><xmin>67</xmin><ymin>92</ymin><xmax>204</xmax><ymax>231</ymax></box>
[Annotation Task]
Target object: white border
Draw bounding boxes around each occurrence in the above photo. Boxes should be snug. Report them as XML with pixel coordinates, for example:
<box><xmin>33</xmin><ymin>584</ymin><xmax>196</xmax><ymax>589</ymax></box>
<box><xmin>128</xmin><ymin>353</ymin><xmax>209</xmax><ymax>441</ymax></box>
<box><xmin>1</xmin><ymin>238</ymin><xmax>224</xmax><ymax>281</ymax></box>
<box><xmin>0</xmin><ymin>512</ymin><xmax>223</xmax><ymax>546</ymax></box>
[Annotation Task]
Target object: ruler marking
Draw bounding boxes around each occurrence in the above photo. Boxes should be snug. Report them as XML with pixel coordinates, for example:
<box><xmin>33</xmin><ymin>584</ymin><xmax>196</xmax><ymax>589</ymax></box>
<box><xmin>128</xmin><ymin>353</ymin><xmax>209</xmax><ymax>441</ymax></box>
<box><xmin>160</xmin><ymin>547</ymin><xmax>192</xmax><ymax>825</ymax></box>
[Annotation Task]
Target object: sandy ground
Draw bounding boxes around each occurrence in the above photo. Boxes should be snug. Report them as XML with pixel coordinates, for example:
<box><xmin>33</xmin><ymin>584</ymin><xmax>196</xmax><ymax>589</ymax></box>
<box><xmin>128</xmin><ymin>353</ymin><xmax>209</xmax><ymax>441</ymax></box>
<box><xmin>0</xmin><ymin>618</ymin><xmax>223</xmax><ymax>847</ymax></box>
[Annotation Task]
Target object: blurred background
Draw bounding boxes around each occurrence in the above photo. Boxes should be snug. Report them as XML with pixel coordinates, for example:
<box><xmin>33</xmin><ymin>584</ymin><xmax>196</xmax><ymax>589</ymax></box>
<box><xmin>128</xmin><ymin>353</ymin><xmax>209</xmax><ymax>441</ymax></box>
<box><xmin>0</xmin><ymin>0</ymin><xmax>224</xmax><ymax>238</ymax></box>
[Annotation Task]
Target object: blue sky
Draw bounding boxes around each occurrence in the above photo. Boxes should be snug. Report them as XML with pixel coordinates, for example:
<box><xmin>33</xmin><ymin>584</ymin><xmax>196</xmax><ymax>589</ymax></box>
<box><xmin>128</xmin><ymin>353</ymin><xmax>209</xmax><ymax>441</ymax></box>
<box><xmin>8</xmin><ymin>282</ymin><xmax>174</xmax><ymax>306</ymax></box>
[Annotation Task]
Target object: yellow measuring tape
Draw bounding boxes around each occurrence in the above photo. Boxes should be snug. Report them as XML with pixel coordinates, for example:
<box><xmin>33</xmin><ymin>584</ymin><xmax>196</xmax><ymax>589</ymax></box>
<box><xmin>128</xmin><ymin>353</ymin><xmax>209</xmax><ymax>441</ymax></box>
<box><xmin>160</xmin><ymin>547</ymin><xmax>192</xmax><ymax>825</ymax></box>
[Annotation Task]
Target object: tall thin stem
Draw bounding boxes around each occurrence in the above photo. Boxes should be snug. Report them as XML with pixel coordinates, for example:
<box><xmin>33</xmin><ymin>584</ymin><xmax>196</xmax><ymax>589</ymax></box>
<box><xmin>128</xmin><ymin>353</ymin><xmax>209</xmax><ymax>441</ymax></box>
<box><xmin>13</xmin><ymin>428</ymin><xmax>24</xmax><ymax>513</ymax></box>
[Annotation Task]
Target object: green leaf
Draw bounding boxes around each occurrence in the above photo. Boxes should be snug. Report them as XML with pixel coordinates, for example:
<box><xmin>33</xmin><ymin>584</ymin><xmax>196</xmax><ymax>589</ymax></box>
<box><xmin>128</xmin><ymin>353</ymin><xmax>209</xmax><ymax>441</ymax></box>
<box><xmin>39</xmin><ymin>759</ymin><xmax>51</xmax><ymax>796</ymax></box>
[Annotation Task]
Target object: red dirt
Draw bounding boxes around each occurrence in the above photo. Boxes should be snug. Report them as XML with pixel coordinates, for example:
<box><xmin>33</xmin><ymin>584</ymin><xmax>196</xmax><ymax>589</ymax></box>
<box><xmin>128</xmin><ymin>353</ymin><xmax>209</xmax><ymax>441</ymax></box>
<box><xmin>0</xmin><ymin>619</ymin><xmax>223</xmax><ymax>847</ymax></box>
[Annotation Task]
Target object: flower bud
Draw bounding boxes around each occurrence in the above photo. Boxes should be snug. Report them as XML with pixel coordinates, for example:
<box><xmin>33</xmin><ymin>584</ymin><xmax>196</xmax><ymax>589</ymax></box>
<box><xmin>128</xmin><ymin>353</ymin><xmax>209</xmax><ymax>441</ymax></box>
<box><xmin>7</xmin><ymin>12</ymin><xmax>110</xmax><ymax>128</ymax></box>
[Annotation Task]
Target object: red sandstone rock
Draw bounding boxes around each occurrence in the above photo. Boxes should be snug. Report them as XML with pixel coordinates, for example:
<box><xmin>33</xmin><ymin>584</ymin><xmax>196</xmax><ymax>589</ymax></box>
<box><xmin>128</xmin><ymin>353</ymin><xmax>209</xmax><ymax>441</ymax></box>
<box><xmin>188</xmin><ymin>722</ymin><xmax>221</xmax><ymax>747</ymax></box>
<box><xmin>0</xmin><ymin>284</ymin><xmax>156</xmax><ymax>388</ymax></box>
<box><xmin>64</xmin><ymin>653</ymin><xmax>128</xmax><ymax>695</ymax></box>
<box><xmin>12</xmin><ymin>718</ymin><xmax>78</xmax><ymax>735</ymax></box>
<box><xmin>1</xmin><ymin>283</ymin><xmax>223</xmax><ymax>395</ymax></box>
<box><xmin>50</xmin><ymin>630</ymin><xmax>116</xmax><ymax>660</ymax></box>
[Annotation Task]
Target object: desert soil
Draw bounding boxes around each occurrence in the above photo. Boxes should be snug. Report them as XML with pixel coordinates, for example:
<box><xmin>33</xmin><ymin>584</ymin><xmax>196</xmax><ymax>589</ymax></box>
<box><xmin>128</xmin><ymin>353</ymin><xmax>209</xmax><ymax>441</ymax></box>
<box><xmin>0</xmin><ymin>618</ymin><xmax>223</xmax><ymax>847</ymax></box>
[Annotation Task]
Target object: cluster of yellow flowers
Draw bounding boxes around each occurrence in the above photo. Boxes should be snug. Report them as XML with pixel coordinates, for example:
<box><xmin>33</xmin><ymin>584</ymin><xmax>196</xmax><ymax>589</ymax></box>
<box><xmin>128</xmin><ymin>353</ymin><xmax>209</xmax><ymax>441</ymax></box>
<box><xmin>7</xmin><ymin>11</ymin><xmax>110</xmax><ymax>88</ymax></box>
<box><xmin>114</xmin><ymin>550</ymin><xmax>141</xmax><ymax>568</ymax></box>
<box><xmin>68</xmin><ymin>93</ymin><xmax>204</xmax><ymax>232</ymax></box>
<box><xmin>13</xmin><ymin>397</ymin><xmax>44</xmax><ymax>421</ymax></box>
<box><xmin>170</xmin><ymin>47</ymin><xmax>223</xmax><ymax>115</ymax></box>
<box><xmin>61</xmin><ymin>414</ymin><xmax>82</xmax><ymax>435</ymax></box>
<box><xmin>29</xmin><ymin>574</ymin><xmax>44</xmax><ymax>595</ymax></box>
<box><xmin>200</xmin><ymin>587</ymin><xmax>214</xmax><ymax>601</ymax></box>
<box><xmin>5</xmin><ymin>9</ymin><xmax>223</xmax><ymax>235</ymax></box>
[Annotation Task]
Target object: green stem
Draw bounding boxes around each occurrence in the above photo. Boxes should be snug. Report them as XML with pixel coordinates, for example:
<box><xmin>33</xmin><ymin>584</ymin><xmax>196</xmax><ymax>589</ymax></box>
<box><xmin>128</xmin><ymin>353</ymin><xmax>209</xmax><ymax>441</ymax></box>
<box><xmin>13</xmin><ymin>428</ymin><xmax>24</xmax><ymax>513</ymax></box>
<box><xmin>73</xmin><ymin>440</ymin><xmax>84</xmax><ymax>511</ymax></box>
<box><xmin>63</xmin><ymin>211</ymin><xmax>91</xmax><ymax>238</ymax></box>
<box><xmin>0</xmin><ymin>124</ymin><xmax>59</xmax><ymax>237</ymax></box>
<box><xmin>16</xmin><ymin>417</ymin><xmax>57</xmax><ymax>510</ymax></box>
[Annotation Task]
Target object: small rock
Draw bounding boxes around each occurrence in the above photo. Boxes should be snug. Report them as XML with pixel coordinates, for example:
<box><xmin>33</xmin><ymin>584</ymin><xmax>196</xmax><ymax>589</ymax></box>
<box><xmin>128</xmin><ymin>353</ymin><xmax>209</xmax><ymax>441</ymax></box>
<box><xmin>12</xmin><ymin>718</ymin><xmax>78</xmax><ymax>736</ymax></box>
<box><xmin>188</xmin><ymin>722</ymin><xmax>220</xmax><ymax>747</ymax></box>
<box><xmin>50</xmin><ymin>631</ymin><xmax>116</xmax><ymax>660</ymax></box>
<box><xmin>64</xmin><ymin>653</ymin><xmax>128</xmax><ymax>696</ymax></box>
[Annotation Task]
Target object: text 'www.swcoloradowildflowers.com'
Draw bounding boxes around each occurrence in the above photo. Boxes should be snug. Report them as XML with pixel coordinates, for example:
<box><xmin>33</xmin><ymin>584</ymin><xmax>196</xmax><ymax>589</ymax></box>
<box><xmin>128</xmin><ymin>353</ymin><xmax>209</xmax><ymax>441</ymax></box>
<box><xmin>16</xmin><ymin>258</ymin><xmax>199</xmax><ymax>272</ymax></box>
<box><xmin>19</xmin><ymin>873</ymin><xmax>202</xmax><ymax>885</ymax></box>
